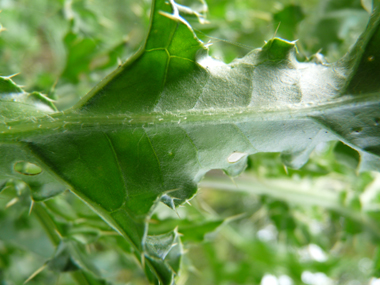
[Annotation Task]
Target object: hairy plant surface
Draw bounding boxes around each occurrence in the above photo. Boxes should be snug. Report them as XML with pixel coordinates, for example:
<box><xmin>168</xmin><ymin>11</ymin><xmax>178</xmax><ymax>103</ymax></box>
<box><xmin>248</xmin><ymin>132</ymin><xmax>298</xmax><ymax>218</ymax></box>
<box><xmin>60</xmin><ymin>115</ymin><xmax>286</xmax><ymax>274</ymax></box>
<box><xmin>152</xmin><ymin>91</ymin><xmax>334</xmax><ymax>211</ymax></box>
<box><xmin>1</xmin><ymin>0</ymin><xmax>380</xmax><ymax>284</ymax></box>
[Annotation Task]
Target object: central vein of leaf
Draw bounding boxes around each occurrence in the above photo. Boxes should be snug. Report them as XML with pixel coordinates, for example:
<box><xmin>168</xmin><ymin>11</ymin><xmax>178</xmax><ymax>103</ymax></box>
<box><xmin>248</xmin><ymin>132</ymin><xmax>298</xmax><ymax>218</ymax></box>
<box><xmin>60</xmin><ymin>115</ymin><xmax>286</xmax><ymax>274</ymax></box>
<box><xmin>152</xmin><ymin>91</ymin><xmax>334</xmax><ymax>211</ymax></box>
<box><xmin>0</xmin><ymin>93</ymin><xmax>378</xmax><ymax>141</ymax></box>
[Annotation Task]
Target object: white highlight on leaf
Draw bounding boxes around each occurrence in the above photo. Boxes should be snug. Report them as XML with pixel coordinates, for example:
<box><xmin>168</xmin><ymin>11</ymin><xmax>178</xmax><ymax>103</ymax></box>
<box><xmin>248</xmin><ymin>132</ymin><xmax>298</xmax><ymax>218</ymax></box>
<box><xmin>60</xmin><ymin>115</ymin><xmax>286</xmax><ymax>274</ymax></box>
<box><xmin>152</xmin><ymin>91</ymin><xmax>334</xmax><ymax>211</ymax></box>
<box><xmin>227</xmin><ymin>152</ymin><xmax>247</xmax><ymax>163</ymax></box>
<box><xmin>196</xmin><ymin>55</ymin><xmax>226</xmax><ymax>73</ymax></box>
<box><xmin>34</xmin><ymin>102</ymin><xmax>55</xmax><ymax>113</ymax></box>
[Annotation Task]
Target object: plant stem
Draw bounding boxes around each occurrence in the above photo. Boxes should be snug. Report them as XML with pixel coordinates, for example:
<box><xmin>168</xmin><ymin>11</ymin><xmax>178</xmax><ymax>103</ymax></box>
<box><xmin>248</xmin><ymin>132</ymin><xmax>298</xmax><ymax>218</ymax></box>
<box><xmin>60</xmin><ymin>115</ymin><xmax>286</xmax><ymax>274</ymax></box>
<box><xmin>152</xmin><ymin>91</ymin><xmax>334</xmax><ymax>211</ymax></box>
<box><xmin>33</xmin><ymin>203</ymin><xmax>61</xmax><ymax>246</ymax></box>
<box><xmin>33</xmin><ymin>202</ymin><xmax>101</xmax><ymax>285</ymax></box>
<box><xmin>200</xmin><ymin>174</ymin><xmax>380</xmax><ymax>239</ymax></box>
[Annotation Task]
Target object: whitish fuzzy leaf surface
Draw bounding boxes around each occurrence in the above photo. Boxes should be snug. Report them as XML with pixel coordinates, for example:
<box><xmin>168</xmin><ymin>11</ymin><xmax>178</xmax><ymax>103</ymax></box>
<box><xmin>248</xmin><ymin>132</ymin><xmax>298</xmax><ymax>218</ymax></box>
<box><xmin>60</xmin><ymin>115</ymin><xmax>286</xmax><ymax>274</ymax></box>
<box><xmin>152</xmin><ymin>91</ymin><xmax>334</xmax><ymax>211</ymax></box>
<box><xmin>1</xmin><ymin>0</ymin><xmax>380</xmax><ymax>283</ymax></box>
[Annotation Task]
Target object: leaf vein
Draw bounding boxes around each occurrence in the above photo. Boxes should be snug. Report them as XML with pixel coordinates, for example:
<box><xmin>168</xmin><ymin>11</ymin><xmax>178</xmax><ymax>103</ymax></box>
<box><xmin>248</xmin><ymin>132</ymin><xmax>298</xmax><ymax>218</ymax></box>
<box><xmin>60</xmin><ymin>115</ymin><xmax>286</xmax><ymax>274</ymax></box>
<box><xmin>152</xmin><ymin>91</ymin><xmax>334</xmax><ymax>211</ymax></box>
<box><xmin>143</xmin><ymin>128</ymin><xmax>165</xmax><ymax>188</ymax></box>
<box><xmin>103</xmin><ymin>132</ymin><xmax>128</xmax><ymax>202</ymax></box>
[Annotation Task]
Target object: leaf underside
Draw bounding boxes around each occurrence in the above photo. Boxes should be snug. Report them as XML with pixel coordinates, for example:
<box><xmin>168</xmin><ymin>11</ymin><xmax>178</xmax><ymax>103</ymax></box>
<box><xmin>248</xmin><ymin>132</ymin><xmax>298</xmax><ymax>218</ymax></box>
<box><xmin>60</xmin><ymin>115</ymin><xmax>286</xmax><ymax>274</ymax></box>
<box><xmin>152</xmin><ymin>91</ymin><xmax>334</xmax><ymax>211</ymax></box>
<box><xmin>1</xmin><ymin>0</ymin><xmax>380</xmax><ymax>284</ymax></box>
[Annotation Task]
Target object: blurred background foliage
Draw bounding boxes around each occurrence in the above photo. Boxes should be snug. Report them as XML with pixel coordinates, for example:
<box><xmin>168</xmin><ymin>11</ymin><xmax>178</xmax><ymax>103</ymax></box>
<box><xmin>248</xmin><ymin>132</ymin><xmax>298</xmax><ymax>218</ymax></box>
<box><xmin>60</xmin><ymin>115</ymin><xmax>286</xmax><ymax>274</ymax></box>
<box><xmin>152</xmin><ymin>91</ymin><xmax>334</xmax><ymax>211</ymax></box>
<box><xmin>1</xmin><ymin>0</ymin><xmax>380</xmax><ymax>284</ymax></box>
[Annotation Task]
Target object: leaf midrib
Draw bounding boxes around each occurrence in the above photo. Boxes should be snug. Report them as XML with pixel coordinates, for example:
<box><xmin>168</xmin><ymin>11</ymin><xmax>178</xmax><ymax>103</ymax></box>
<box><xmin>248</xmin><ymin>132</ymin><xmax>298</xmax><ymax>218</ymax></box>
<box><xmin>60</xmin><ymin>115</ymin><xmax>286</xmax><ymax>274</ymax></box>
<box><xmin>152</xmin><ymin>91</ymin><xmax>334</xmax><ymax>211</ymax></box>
<box><xmin>0</xmin><ymin>92</ymin><xmax>378</xmax><ymax>142</ymax></box>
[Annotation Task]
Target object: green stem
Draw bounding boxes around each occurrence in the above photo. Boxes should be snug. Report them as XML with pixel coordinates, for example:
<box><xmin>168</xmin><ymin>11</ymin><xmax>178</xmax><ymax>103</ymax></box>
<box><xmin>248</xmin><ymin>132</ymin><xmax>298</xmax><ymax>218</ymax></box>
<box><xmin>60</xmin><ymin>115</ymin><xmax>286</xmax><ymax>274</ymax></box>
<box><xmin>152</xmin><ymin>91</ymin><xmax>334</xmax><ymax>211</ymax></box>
<box><xmin>200</xmin><ymin>174</ymin><xmax>380</xmax><ymax>239</ymax></box>
<box><xmin>33</xmin><ymin>203</ymin><xmax>102</xmax><ymax>285</ymax></box>
<box><xmin>33</xmin><ymin>203</ymin><xmax>61</xmax><ymax>246</ymax></box>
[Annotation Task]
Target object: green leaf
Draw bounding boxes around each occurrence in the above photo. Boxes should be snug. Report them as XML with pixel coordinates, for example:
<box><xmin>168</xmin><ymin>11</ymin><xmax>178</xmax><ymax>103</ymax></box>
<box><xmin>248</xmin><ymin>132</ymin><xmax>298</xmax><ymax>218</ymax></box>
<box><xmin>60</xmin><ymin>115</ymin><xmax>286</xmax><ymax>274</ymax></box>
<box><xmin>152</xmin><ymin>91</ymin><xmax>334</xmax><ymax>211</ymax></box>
<box><xmin>0</xmin><ymin>77</ymin><xmax>66</xmax><ymax>201</ymax></box>
<box><xmin>47</xmin><ymin>238</ymin><xmax>107</xmax><ymax>285</ymax></box>
<box><xmin>2</xmin><ymin>0</ymin><xmax>380</xmax><ymax>283</ymax></box>
<box><xmin>149</xmin><ymin>217</ymin><xmax>224</xmax><ymax>243</ymax></box>
<box><xmin>0</xmin><ymin>76</ymin><xmax>56</xmax><ymax>121</ymax></box>
<box><xmin>273</xmin><ymin>4</ymin><xmax>305</xmax><ymax>40</ymax></box>
<box><xmin>334</xmin><ymin>141</ymin><xmax>360</xmax><ymax>169</ymax></box>
<box><xmin>48</xmin><ymin>241</ymin><xmax>81</xmax><ymax>272</ymax></box>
